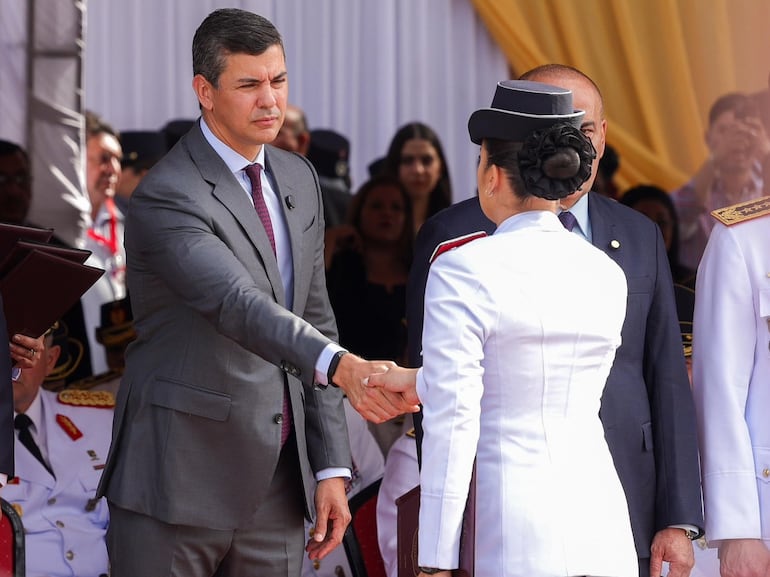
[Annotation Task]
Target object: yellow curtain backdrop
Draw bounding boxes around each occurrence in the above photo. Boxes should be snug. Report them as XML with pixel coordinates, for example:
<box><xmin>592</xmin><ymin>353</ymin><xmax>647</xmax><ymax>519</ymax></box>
<box><xmin>469</xmin><ymin>0</ymin><xmax>770</xmax><ymax>192</ymax></box>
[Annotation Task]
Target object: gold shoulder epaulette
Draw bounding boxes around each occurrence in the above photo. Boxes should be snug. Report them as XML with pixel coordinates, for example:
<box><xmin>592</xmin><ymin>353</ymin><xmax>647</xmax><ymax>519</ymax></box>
<box><xmin>711</xmin><ymin>196</ymin><xmax>770</xmax><ymax>226</ymax></box>
<box><xmin>57</xmin><ymin>388</ymin><xmax>115</xmax><ymax>409</ymax></box>
<box><xmin>405</xmin><ymin>428</ymin><xmax>416</xmax><ymax>439</ymax></box>
<box><xmin>68</xmin><ymin>369</ymin><xmax>123</xmax><ymax>391</ymax></box>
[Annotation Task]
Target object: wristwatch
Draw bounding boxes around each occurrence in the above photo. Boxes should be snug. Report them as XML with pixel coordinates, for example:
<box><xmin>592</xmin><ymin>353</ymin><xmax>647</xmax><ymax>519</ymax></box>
<box><xmin>418</xmin><ymin>568</ymin><xmax>447</xmax><ymax>575</ymax></box>
<box><xmin>326</xmin><ymin>350</ymin><xmax>347</xmax><ymax>387</ymax></box>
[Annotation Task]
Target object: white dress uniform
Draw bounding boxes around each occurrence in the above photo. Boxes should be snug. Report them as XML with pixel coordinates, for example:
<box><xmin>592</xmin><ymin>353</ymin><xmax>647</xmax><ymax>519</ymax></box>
<box><xmin>417</xmin><ymin>211</ymin><xmax>638</xmax><ymax>577</ymax></box>
<box><xmin>81</xmin><ymin>200</ymin><xmax>127</xmax><ymax>375</ymax></box>
<box><xmin>693</xmin><ymin>202</ymin><xmax>770</xmax><ymax>546</ymax></box>
<box><xmin>5</xmin><ymin>389</ymin><xmax>114</xmax><ymax>577</ymax></box>
<box><xmin>376</xmin><ymin>430</ymin><xmax>419</xmax><ymax>577</ymax></box>
<box><xmin>301</xmin><ymin>399</ymin><xmax>385</xmax><ymax>577</ymax></box>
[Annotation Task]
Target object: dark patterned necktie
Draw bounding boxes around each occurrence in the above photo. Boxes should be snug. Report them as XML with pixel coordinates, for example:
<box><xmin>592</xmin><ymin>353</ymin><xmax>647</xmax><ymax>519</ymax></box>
<box><xmin>244</xmin><ymin>164</ymin><xmax>276</xmax><ymax>255</ymax></box>
<box><xmin>558</xmin><ymin>211</ymin><xmax>578</xmax><ymax>232</ymax></box>
<box><xmin>14</xmin><ymin>413</ymin><xmax>54</xmax><ymax>477</ymax></box>
<box><xmin>243</xmin><ymin>164</ymin><xmax>292</xmax><ymax>445</ymax></box>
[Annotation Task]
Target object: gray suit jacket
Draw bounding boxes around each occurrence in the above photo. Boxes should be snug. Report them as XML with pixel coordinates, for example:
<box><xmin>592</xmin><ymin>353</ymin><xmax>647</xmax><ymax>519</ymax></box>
<box><xmin>98</xmin><ymin>121</ymin><xmax>351</xmax><ymax>530</ymax></box>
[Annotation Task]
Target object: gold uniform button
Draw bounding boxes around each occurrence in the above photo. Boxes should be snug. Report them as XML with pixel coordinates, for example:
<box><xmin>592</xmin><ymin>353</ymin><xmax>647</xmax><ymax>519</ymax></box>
<box><xmin>56</xmin><ymin>520</ymin><xmax>65</xmax><ymax>528</ymax></box>
<box><xmin>763</xmin><ymin>468</ymin><xmax>770</xmax><ymax>478</ymax></box>
<box><xmin>65</xmin><ymin>550</ymin><xmax>74</xmax><ymax>561</ymax></box>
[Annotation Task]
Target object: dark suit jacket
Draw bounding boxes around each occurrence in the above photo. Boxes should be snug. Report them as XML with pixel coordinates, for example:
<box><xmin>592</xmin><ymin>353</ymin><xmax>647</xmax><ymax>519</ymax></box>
<box><xmin>98</xmin><ymin>121</ymin><xmax>350</xmax><ymax>530</ymax></box>
<box><xmin>0</xmin><ymin>298</ymin><xmax>13</xmax><ymax>478</ymax></box>
<box><xmin>406</xmin><ymin>192</ymin><xmax>703</xmax><ymax>569</ymax></box>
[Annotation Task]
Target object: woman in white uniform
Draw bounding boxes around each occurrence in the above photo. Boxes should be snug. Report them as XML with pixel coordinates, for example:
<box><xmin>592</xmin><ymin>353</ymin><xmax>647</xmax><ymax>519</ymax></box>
<box><xmin>377</xmin><ymin>80</ymin><xmax>638</xmax><ymax>577</ymax></box>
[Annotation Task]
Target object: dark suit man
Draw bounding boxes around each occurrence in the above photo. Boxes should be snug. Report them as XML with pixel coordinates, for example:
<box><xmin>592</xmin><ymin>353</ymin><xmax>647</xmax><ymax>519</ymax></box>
<box><xmin>406</xmin><ymin>65</ymin><xmax>703</xmax><ymax>577</ymax></box>
<box><xmin>98</xmin><ymin>9</ymin><xmax>413</xmax><ymax>577</ymax></box>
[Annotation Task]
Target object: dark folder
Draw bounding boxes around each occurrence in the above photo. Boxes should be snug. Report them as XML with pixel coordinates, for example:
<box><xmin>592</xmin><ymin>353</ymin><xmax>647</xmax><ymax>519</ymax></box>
<box><xmin>0</xmin><ymin>222</ymin><xmax>54</xmax><ymax>260</ymax></box>
<box><xmin>0</xmin><ymin>239</ymin><xmax>91</xmax><ymax>279</ymax></box>
<box><xmin>396</xmin><ymin>463</ymin><xmax>476</xmax><ymax>577</ymax></box>
<box><xmin>0</xmin><ymin>249</ymin><xmax>104</xmax><ymax>338</ymax></box>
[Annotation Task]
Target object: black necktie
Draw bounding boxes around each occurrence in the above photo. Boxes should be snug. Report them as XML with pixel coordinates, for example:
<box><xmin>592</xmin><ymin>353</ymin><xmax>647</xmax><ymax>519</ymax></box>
<box><xmin>14</xmin><ymin>413</ymin><xmax>54</xmax><ymax>477</ymax></box>
<box><xmin>558</xmin><ymin>211</ymin><xmax>578</xmax><ymax>232</ymax></box>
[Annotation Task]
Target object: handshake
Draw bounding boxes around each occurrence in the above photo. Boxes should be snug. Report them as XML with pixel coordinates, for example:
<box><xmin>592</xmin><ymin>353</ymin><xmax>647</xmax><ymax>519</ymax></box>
<box><xmin>329</xmin><ymin>353</ymin><xmax>421</xmax><ymax>423</ymax></box>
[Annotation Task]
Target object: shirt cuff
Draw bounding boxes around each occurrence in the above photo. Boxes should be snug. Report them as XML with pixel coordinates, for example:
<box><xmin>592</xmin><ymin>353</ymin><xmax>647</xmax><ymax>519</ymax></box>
<box><xmin>669</xmin><ymin>524</ymin><xmax>703</xmax><ymax>540</ymax></box>
<box><xmin>0</xmin><ymin>473</ymin><xmax>6</xmax><ymax>487</ymax></box>
<box><xmin>315</xmin><ymin>343</ymin><xmax>346</xmax><ymax>386</ymax></box>
<box><xmin>315</xmin><ymin>467</ymin><xmax>352</xmax><ymax>482</ymax></box>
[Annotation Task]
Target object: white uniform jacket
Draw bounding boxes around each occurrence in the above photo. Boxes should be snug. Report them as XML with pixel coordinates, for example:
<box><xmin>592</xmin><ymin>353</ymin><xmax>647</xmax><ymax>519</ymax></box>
<box><xmin>376</xmin><ymin>431</ymin><xmax>419</xmax><ymax>577</ymax></box>
<box><xmin>5</xmin><ymin>389</ymin><xmax>113</xmax><ymax>577</ymax></box>
<box><xmin>693</xmin><ymin>214</ymin><xmax>770</xmax><ymax>543</ymax></box>
<box><xmin>416</xmin><ymin>211</ymin><xmax>637</xmax><ymax>577</ymax></box>
<box><xmin>81</xmin><ymin>201</ymin><xmax>127</xmax><ymax>375</ymax></box>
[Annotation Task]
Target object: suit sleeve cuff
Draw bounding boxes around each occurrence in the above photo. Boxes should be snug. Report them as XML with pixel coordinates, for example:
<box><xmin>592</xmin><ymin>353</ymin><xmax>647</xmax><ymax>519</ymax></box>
<box><xmin>315</xmin><ymin>467</ymin><xmax>352</xmax><ymax>482</ymax></box>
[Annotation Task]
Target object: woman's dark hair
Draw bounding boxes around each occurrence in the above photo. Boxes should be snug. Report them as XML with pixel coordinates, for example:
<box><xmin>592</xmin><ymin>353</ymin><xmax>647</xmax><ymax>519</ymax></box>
<box><xmin>380</xmin><ymin>122</ymin><xmax>452</xmax><ymax>218</ymax></box>
<box><xmin>620</xmin><ymin>184</ymin><xmax>684</xmax><ymax>267</ymax></box>
<box><xmin>347</xmin><ymin>175</ymin><xmax>414</xmax><ymax>269</ymax></box>
<box><xmin>484</xmin><ymin>123</ymin><xmax>595</xmax><ymax>200</ymax></box>
<box><xmin>192</xmin><ymin>9</ymin><xmax>284</xmax><ymax>87</ymax></box>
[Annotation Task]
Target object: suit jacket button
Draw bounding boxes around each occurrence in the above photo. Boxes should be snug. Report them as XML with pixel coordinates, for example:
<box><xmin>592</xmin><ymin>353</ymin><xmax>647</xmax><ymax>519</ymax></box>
<box><xmin>273</xmin><ymin>413</ymin><xmax>283</xmax><ymax>424</ymax></box>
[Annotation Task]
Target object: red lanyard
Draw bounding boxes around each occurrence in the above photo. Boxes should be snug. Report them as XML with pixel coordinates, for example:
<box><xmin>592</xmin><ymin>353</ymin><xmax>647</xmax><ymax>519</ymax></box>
<box><xmin>87</xmin><ymin>197</ymin><xmax>119</xmax><ymax>256</ymax></box>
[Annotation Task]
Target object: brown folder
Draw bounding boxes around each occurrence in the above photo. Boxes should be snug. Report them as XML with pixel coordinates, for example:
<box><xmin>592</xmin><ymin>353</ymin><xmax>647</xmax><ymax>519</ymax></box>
<box><xmin>0</xmin><ymin>239</ymin><xmax>91</xmax><ymax>279</ymax></box>
<box><xmin>396</xmin><ymin>463</ymin><xmax>476</xmax><ymax>577</ymax></box>
<box><xmin>0</xmin><ymin>222</ymin><xmax>54</xmax><ymax>260</ymax></box>
<box><xmin>0</xmin><ymin>249</ymin><xmax>104</xmax><ymax>338</ymax></box>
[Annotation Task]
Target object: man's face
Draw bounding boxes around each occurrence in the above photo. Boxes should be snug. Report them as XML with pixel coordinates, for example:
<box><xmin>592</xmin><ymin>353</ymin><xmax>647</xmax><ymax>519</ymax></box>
<box><xmin>527</xmin><ymin>73</ymin><xmax>607</xmax><ymax>209</ymax></box>
<box><xmin>706</xmin><ymin>108</ymin><xmax>761</xmax><ymax>173</ymax></box>
<box><xmin>0</xmin><ymin>150</ymin><xmax>31</xmax><ymax>224</ymax></box>
<box><xmin>12</xmin><ymin>341</ymin><xmax>60</xmax><ymax>413</ymax></box>
<box><xmin>86</xmin><ymin>132</ymin><xmax>122</xmax><ymax>208</ymax></box>
<box><xmin>194</xmin><ymin>46</ymin><xmax>288</xmax><ymax>161</ymax></box>
<box><xmin>272</xmin><ymin>107</ymin><xmax>307</xmax><ymax>154</ymax></box>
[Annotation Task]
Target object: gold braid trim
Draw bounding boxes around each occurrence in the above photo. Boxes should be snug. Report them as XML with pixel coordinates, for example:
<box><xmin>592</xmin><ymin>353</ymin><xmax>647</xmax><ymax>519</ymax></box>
<box><xmin>57</xmin><ymin>389</ymin><xmax>115</xmax><ymax>409</ymax></box>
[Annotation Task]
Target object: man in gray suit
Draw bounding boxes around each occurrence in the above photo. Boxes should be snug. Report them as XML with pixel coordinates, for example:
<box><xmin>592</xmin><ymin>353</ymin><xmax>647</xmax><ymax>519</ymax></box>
<box><xmin>98</xmin><ymin>9</ymin><xmax>416</xmax><ymax>577</ymax></box>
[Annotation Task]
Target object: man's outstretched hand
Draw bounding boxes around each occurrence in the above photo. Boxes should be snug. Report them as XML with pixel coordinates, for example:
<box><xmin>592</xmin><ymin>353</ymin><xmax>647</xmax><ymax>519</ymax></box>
<box><xmin>331</xmin><ymin>354</ymin><xmax>419</xmax><ymax>423</ymax></box>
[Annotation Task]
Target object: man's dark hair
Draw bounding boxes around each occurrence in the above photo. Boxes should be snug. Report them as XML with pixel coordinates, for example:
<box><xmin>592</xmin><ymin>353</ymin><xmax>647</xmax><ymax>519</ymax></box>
<box><xmin>192</xmin><ymin>8</ymin><xmax>284</xmax><ymax>87</ymax></box>
<box><xmin>85</xmin><ymin>110</ymin><xmax>119</xmax><ymax>140</ymax></box>
<box><xmin>708</xmin><ymin>92</ymin><xmax>754</xmax><ymax>126</ymax></box>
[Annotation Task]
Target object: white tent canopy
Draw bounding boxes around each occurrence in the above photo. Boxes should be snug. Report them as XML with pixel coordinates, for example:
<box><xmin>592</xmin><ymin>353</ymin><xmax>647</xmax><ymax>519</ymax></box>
<box><xmin>1</xmin><ymin>0</ymin><xmax>509</xmax><ymax>242</ymax></box>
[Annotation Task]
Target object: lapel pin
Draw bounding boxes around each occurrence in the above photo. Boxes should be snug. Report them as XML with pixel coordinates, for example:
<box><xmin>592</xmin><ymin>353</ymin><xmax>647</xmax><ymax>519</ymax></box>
<box><xmin>610</xmin><ymin>239</ymin><xmax>620</xmax><ymax>249</ymax></box>
<box><xmin>284</xmin><ymin>195</ymin><xmax>296</xmax><ymax>210</ymax></box>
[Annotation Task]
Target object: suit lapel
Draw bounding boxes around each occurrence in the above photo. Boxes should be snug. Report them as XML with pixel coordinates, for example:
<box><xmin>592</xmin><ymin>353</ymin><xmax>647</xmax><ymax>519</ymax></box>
<box><xmin>265</xmin><ymin>146</ymin><xmax>305</xmax><ymax>313</ymax></box>
<box><xmin>186</xmin><ymin>124</ymin><xmax>285</xmax><ymax>305</ymax></box>
<box><xmin>588</xmin><ymin>192</ymin><xmax>624</xmax><ymax>266</ymax></box>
